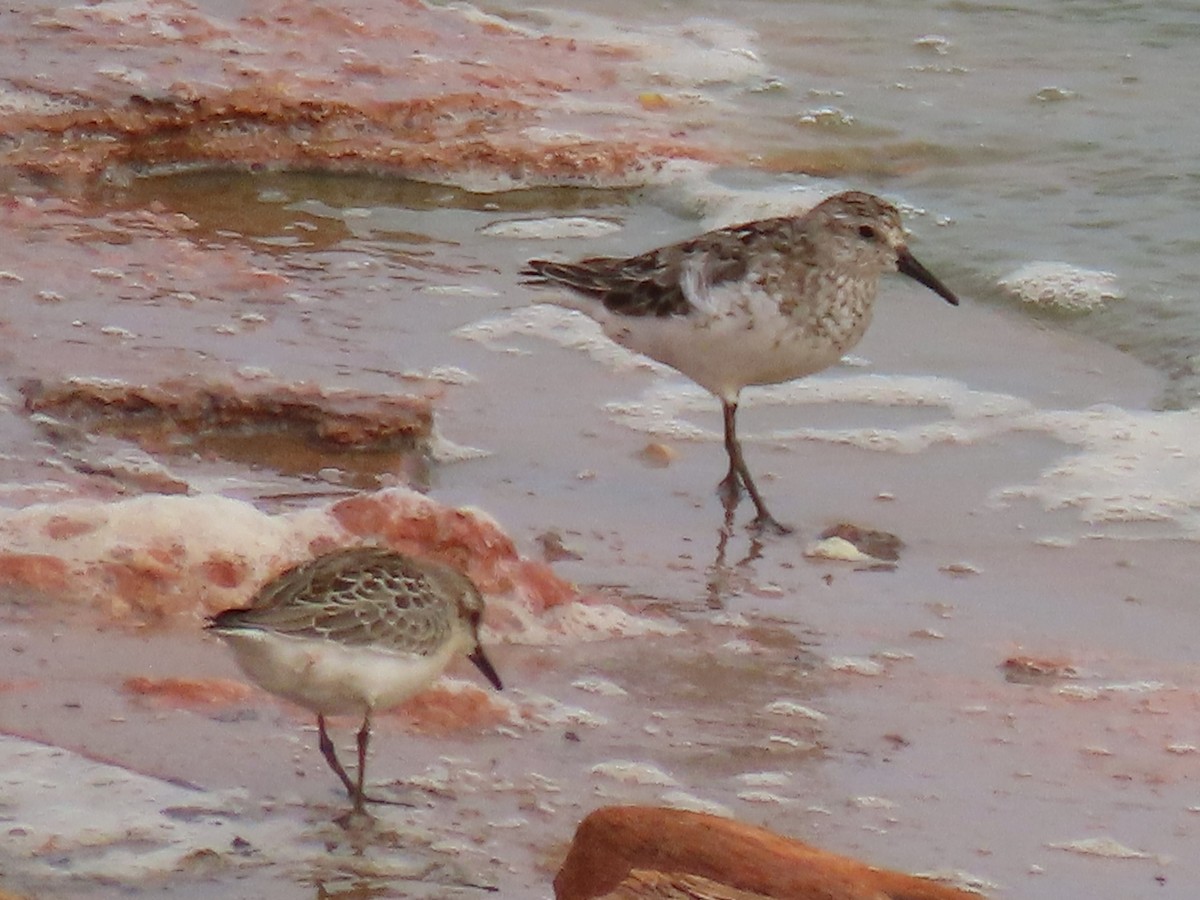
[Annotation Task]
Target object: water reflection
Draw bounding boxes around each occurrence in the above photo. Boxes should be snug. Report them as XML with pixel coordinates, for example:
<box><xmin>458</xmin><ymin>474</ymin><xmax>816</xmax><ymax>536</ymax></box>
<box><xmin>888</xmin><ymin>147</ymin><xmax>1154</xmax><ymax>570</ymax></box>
<box><xmin>704</xmin><ymin>499</ymin><xmax>765</xmax><ymax>609</ymax></box>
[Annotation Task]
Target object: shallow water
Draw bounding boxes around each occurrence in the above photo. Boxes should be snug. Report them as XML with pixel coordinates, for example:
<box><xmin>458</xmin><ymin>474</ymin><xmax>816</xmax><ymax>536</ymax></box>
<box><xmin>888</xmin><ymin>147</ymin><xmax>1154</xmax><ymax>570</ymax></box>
<box><xmin>501</xmin><ymin>0</ymin><xmax>1200</xmax><ymax>403</ymax></box>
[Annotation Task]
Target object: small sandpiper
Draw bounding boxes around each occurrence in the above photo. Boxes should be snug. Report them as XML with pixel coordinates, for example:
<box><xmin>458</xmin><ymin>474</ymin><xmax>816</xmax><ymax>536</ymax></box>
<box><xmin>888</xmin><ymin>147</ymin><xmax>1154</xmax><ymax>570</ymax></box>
<box><xmin>207</xmin><ymin>546</ymin><xmax>503</xmax><ymax>815</ymax></box>
<box><xmin>522</xmin><ymin>190</ymin><xmax>959</xmax><ymax>533</ymax></box>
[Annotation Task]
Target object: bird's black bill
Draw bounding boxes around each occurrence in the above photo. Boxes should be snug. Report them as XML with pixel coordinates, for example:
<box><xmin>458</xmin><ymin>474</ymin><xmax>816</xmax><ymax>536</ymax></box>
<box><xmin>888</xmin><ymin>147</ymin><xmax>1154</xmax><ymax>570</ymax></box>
<box><xmin>468</xmin><ymin>646</ymin><xmax>503</xmax><ymax>691</ymax></box>
<box><xmin>897</xmin><ymin>249</ymin><xmax>959</xmax><ymax>306</ymax></box>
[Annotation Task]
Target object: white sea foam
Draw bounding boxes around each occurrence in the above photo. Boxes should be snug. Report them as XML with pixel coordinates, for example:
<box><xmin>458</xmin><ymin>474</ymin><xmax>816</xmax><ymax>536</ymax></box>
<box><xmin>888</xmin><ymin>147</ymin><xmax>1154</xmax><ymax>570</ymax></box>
<box><xmin>526</xmin><ymin>10</ymin><xmax>769</xmax><ymax>89</ymax></box>
<box><xmin>603</xmin><ymin>375</ymin><xmax>1032</xmax><ymax>454</ymax></box>
<box><xmin>427</xmin><ymin>425</ymin><xmax>491</xmax><ymax>463</ymax></box>
<box><xmin>0</xmin><ymin>86</ymin><xmax>83</xmax><ymax>115</ymax></box>
<box><xmin>456</xmin><ymin>305</ymin><xmax>670</xmax><ymax>376</ymax></box>
<box><xmin>512</xmin><ymin>691</ymin><xmax>609</xmax><ymax>729</ymax></box>
<box><xmin>0</xmin><ymin>487</ymin><xmax>684</xmax><ymax>645</ymax></box>
<box><xmin>658</xmin><ymin>791</ymin><xmax>733</xmax><ymax>818</ymax></box>
<box><xmin>0</xmin><ymin>734</ymin><xmax>303</xmax><ymax>881</ymax></box>
<box><xmin>0</xmin><ymin>493</ymin><xmax>332</xmax><ymax>565</ymax></box>
<box><xmin>1047</xmin><ymin>837</ymin><xmax>1151</xmax><ymax>859</ymax></box>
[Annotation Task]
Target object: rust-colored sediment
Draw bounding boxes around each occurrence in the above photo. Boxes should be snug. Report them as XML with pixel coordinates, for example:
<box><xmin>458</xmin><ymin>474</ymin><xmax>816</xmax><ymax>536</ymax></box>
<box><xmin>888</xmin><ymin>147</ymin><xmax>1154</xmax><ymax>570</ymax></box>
<box><xmin>394</xmin><ymin>683</ymin><xmax>512</xmax><ymax>736</ymax></box>
<box><xmin>122</xmin><ymin>673</ymin><xmax>509</xmax><ymax>733</ymax></box>
<box><xmin>21</xmin><ymin>376</ymin><xmax>433</xmax><ymax>453</ymax></box>
<box><xmin>332</xmin><ymin>491</ymin><xmax>577</xmax><ymax>613</ymax></box>
<box><xmin>555</xmin><ymin>806</ymin><xmax>982</xmax><ymax>900</ymax></box>
<box><xmin>0</xmin><ymin>0</ymin><xmax>721</xmax><ymax>183</ymax></box>
<box><xmin>122</xmin><ymin>675</ymin><xmax>254</xmax><ymax>707</ymax></box>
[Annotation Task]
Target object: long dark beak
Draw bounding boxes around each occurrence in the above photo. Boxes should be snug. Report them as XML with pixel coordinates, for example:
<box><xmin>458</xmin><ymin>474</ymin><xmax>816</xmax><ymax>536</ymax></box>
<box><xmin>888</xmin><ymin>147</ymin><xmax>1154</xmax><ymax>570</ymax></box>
<box><xmin>468</xmin><ymin>646</ymin><xmax>503</xmax><ymax>691</ymax></box>
<box><xmin>897</xmin><ymin>248</ymin><xmax>959</xmax><ymax>306</ymax></box>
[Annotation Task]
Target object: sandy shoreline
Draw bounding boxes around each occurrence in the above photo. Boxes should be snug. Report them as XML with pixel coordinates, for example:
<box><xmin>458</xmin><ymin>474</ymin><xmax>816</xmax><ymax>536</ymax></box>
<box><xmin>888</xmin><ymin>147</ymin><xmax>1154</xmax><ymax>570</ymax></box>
<box><xmin>3</xmin><ymin>267</ymin><xmax>1195</xmax><ymax>899</ymax></box>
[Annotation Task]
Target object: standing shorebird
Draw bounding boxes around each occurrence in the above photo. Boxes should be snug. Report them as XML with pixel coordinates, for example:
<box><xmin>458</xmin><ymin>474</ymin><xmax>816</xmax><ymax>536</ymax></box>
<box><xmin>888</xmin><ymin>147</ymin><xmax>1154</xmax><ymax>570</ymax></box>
<box><xmin>206</xmin><ymin>546</ymin><xmax>503</xmax><ymax>815</ymax></box>
<box><xmin>522</xmin><ymin>190</ymin><xmax>959</xmax><ymax>533</ymax></box>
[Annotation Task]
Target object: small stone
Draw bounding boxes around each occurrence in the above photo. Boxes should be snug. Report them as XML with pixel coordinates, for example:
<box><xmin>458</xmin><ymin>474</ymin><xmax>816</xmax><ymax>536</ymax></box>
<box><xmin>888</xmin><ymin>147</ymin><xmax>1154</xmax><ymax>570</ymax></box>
<box><xmin>1001</xmin><ymin>655</ymin><xmax>1078</xmax><ymax>684</ymax></box>
<box><xmin>805</xmin><ymin>524</ymin><xmax>903</xmax><ymax>564</ymax></box>
<box><xmin>939</xmin><ymin>562</ymin><xmax>980</xmax><ymax>577</ymax></box>
<box><xmin>636</xmin><ymin>442</ymin><xmax>678</xmax><ymax>468</ymax></box>
<box><xmin>537</xmin><ymin>530</ymin><xmax>583</xmax><ymax>562</ymax></box>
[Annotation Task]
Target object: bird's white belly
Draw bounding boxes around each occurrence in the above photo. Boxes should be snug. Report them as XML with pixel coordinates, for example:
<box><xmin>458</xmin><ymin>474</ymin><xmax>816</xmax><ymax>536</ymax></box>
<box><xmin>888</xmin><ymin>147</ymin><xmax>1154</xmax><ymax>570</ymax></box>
<box><xmin>601</xmin><ymin>292</ymin><xmax>873</xmax><ymax>401</ymax></box>
<box><xmin>220</xmin><ymin>630</ymin><xmax>458</xmax><ymax>715</ymax></box>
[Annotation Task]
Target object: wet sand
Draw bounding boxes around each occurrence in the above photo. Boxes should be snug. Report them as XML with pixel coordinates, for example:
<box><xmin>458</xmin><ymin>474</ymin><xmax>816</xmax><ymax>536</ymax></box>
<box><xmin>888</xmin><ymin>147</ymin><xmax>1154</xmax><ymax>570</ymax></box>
<box><xmin>2</xmin><ymin>2</ymin><xmax>1199</xmax><ymax>899</ymax></box>
<box><xmin>1</xmin><ymin>251</ymin><xmax>1193</xmax><ymax>899</ymax></box>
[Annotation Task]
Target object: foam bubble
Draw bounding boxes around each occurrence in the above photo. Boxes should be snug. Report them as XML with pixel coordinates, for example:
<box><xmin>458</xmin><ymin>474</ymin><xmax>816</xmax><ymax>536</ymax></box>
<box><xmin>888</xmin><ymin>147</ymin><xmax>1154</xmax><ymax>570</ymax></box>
<box><xmin>591</xmin><ymin>760</ymin><xmax>678</xmax><ymax>786</ymax></box>
<box><xmin>998</xmin><ymin>262</ymin><xmax>1123</xmax><ymax>312</ymax></box>
<box><xmin>571</xmin><ymin>677</ymin><xmax>629</xmax><ymax>696</ymax></box>
<box><xmin>762</xmin><ymin>700</ymin><xmax>827</xmax><ymax>721</ymax></box>
<box><xmin>478</xmin><ymin>216</ymin><xmax>622</xmax><ymax>241</ymax></box>
<box><xmin>1047</xmin><ymin>837</ymin><xmax>1150</xmax><ymax>859</ymax></box>
<box><xmin>499</xmin><ymin>598</ymin><xmax>684</xmax><ymax>645</ymax></box>
<box><xmin>735</xmin><ymin>771</ymin><xmax>792</xmax><ymax>786</ymax></box>
<box><xmin>736</xmin><ymin>790</ymin><xmax>791</xmax><ymax>804</ymax></box>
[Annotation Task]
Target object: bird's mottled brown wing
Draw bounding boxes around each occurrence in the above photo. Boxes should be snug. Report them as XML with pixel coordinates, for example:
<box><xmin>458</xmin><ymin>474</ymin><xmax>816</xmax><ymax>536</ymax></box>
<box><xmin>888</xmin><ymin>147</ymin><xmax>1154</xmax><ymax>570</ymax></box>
<box><xmin>521</xmin><ymin>252</ymin><xmax>696</xmax><ymax>317</ymax></box>
<box><xmin>207</xmin><ymin>547</ymin><xmax>454</xmax><ymax>655</ymax></box>
<box><xmin>521</xmin><ymin>218</ymin><xmax>797</xmax><ymax>318</ymax></box>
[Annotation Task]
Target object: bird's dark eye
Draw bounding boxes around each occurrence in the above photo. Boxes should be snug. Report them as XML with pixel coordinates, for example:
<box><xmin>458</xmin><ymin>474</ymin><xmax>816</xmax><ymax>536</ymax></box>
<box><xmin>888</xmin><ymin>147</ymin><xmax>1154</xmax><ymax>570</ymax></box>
<box><xmin>858</xmin><ymin>224</ymin><xmax>877</xmax><ymax>240</ymax></box>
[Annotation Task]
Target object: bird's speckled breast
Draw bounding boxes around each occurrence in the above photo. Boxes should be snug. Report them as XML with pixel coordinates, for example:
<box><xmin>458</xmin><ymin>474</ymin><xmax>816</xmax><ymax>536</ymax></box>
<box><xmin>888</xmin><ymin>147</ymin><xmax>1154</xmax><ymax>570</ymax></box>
<box><xmin>790</xmin><ymin>271</ymin><xmax>876</xmax><ymax>357</ymax></box>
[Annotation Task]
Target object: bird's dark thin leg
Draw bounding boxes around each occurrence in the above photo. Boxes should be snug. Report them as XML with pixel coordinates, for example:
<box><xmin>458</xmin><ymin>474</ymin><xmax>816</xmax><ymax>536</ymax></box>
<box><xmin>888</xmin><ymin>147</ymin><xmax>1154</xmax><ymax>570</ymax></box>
<box><xmin>317</xmin><ymin>714</ymin><xmax>358</xmax><ymax>799</ymax></box>
<box><xmin>319</xmin><ymin>713</ymin><xmax>410</xmax><ymax>817</ymax></box>
<box><xmin>352</xmin><ymin>714</ymin><xmax>371</xmax><ymax>814</ymax></box>
<box><xmin>719</xmin><ymin>399</ymin><xmax>793</xmax><ymax>535</ymax></box>
<box><xmin>717</xmin><ymin>400</ymin><xmax>743</xmax><ymax>505</ymax></box>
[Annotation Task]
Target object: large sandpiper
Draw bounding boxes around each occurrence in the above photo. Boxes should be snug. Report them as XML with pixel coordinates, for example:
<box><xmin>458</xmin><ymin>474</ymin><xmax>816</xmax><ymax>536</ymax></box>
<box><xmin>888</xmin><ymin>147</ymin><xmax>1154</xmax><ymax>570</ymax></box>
<box><xmin>522</xmin><ymin>190</ymin><xmax>959</xmax><ymax>532</ymax></box>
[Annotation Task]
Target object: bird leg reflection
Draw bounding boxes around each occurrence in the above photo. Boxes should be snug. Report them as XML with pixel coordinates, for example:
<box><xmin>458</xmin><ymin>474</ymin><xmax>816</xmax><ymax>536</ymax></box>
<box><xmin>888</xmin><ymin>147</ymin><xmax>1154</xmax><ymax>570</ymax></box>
<box><xmin>706</xmin><ymin>500</ymin><xmax>766</xmax><ymax>609</ymax></box>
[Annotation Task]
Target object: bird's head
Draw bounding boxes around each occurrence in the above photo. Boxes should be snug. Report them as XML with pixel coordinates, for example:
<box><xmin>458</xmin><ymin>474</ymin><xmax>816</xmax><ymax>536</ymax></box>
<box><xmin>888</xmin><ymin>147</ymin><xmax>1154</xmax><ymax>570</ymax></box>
<box><xmin>811</xmin><ymin>191</ymin><xmax>959</xmax><ymax>306</ymax></box>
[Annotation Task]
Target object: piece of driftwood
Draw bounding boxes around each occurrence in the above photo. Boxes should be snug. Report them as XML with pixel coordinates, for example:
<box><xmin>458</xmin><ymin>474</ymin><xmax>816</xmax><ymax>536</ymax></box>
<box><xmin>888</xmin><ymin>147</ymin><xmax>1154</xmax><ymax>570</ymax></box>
<box><xmin>555</xmin><ymin>806</ymin><xmax>982</xmax><ymax>900</ymax></box>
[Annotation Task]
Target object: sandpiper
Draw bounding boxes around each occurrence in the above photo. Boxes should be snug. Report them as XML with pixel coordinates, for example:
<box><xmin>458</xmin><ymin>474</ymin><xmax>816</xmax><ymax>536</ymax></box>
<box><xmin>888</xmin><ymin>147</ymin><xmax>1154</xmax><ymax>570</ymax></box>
<box><xmin>206</xmin><ymin>546</ymin><xmax>503</xmax><ymax>815</ymax></box>
<box><xmin>522</xmin><ymin>190</ymin><xmax>959</xmax><ymax>533</ymax></box>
